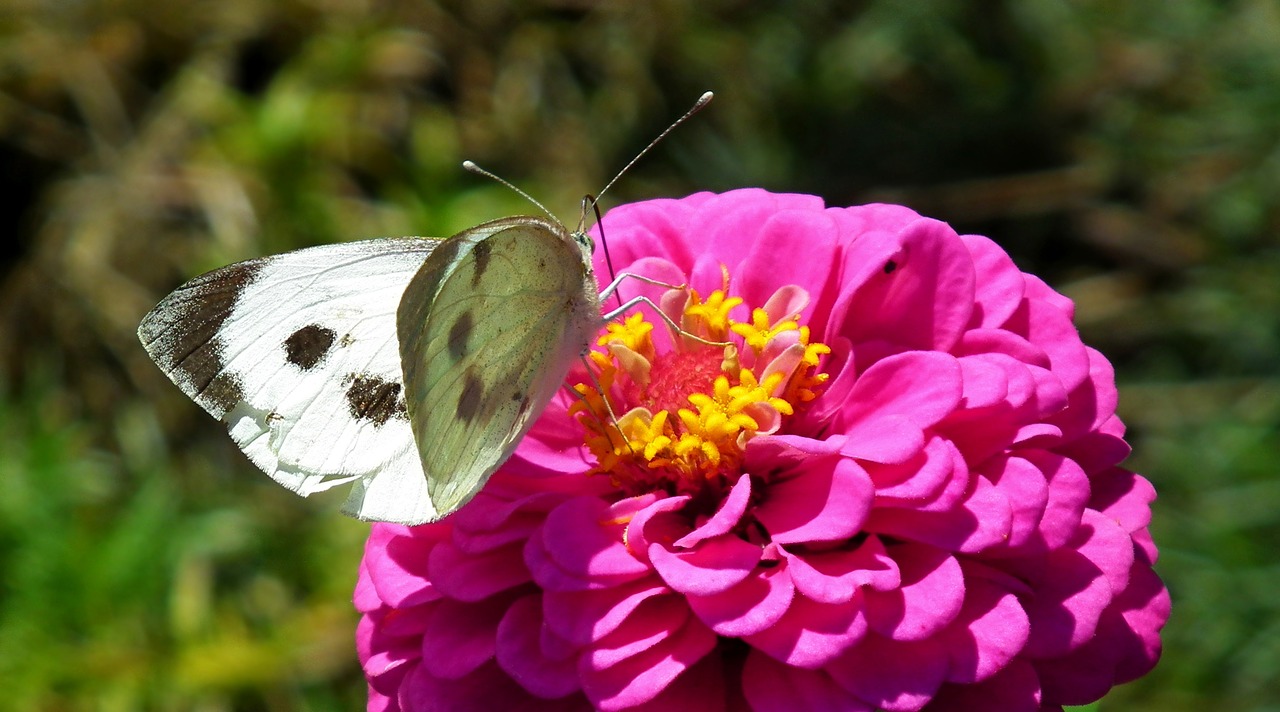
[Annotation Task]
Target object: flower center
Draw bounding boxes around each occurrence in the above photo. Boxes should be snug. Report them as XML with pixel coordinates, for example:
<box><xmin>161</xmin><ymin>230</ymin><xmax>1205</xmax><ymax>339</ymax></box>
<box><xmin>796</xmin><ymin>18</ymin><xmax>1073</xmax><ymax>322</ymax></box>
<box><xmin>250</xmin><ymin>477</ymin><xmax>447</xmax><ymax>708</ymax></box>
<box><xmin>571</xmin><ymin>276</ymin><xmax>830</xmax><ymax>498</ymax></box>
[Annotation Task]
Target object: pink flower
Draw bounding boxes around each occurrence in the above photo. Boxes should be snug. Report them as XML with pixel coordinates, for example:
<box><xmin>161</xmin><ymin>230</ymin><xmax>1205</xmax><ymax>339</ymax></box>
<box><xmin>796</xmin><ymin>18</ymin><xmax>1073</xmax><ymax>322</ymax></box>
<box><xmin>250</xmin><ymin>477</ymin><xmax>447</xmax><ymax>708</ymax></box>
<box><xmin>356</xmin><ymin>190</ymin><xmax>1169</xmax><ymax>711</ymax></box>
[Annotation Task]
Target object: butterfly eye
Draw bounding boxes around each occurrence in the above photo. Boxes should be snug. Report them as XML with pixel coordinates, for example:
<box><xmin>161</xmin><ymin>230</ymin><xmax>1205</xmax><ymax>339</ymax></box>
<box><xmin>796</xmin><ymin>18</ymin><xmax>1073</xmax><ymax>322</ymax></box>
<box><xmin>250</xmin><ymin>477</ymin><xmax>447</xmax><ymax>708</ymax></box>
<box><xmin>574</xmin><ymin>231</ymin><xmax>595</xmax><ymax>253</ymax></box>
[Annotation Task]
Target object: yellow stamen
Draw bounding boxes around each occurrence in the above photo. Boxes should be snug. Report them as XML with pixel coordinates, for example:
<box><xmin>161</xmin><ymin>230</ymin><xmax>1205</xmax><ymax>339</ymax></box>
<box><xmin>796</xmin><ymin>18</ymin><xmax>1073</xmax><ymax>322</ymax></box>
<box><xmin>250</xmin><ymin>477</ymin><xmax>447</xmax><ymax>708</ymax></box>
<box><xmin>573</xmin><ymin>280</ymin><xmax>829</xmax><ymax>488</ymax></box>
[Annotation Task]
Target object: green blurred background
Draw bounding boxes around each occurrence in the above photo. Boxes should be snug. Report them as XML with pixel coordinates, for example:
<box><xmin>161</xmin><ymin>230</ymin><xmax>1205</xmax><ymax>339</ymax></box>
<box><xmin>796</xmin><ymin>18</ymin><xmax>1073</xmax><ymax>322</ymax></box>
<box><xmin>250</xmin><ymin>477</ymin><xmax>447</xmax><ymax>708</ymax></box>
<box><xmin>1</xmin><ymin>1</ymin><xmax>1276</xmax><ymax>710</ymax></box>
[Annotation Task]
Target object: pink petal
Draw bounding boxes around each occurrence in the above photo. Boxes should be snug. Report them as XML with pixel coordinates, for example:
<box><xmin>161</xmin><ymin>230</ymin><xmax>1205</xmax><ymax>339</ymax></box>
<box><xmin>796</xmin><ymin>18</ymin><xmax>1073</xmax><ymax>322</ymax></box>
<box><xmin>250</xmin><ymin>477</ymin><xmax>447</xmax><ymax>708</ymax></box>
<box><xmin>685</xmin><ymin>190</ymin><xmax>827</xmax><ymax>294</ymax></box>
<box><xmin>871</xmin><ymin>437</ymin><xmax>966</xmax><ymax>505</ymax></box>
<box><xmin>925</xmin><ymin>659</ymin><xmax>1042</xmax><ymax>712</ymax></box>
<box><xmin>597</xmin><ymin>196</ymin><xmax>704</xmax><ymax>270</ymax></box>
<box><xmin>580</xmin><ymin>606</ymin><xmax>717</xmax><ymax>711</ymax></box>
<box><xmin>1001</xmin><ymin>295</ymin><xmax>1089</xmax><ymax>398</ymax></box>
<box><xmin>755</xmin><ymin>457</ymin><xmax>873</xmax><ymax>544</ymax></box>
<box><xmin>743</xmin><ymin>650</ymin><xmax>874</xmax><ymax>712</ymax></box>
<box><xmin>864</xmin><ymin>544</ymin><xmax>965</xmax><ymax>641</ymax></box>
<box><xmin>542</xmin><ymin>496</ymin><xmax>650</xmax><ymax>580</ymax></box>
<box><xmin>1021</xmin><ymin>450</ymin><xmax>1091</xmax><ymax>552</ymax></box>
<box><xmin>867</xmin><ymin>475</ymin><xmax>1013</xmax><ymax>553</ymax></box>
<box><xmin>676</xmin><ymin>474</ymin><xmax>752</xmax><ymax>547</ymax></box>
<box><xmin>524</xmin><ymin>530</ymin><xmax>609</xmax><ymax>593</ymax></box>
<box><xmin>1048</xmin><ymin>347</ymin><xmax>1120</xmax><ymax>443</ymax></box>
<box><xmin>1052</xmin><ymin>430</ymin><xmax>1131</xmax><ymax>477</ymax></box>
<box><xmin>428</xmin><ymin>539</ymin><xmax>530</xmax><ymax>602</ymax></box>
<box><xmin>745</xmin><ymin>592</ymin><xmax>869</xmax><ymax>668</ymax></box>
<box><xmin>1112</xmin><ymin>563</ymin><xmax>1170</xmax><ymax>683</ymax></box>
<box><xmin>940</xmin><ymin>576</ymin><xmax>1030</xmax><ymax>683</ymax></box>
<box><xmin>981</xmin><ymin>454</ymin><xmax>1050</xmax><ymax>550</ymax></box>
<box><xmin>841</xmin><ymin>415</ymin><xmax>926</xmax><ymax>465</ymax></box>
<box><xmin>623</xmin><ymin>495</ymin><xmax>691</xmax><ymax>567</ymax></box>
<box><xmin>360</xmin><ymin>612</ymin><xmax>426</xmax><ymax>693</ymax></box>
<box><xmin>650</xmin><ymin>533</ymin><xmax>762</xmax><ymax>596</ymax></box>
<box><xmin>762</xmin><ymin>283</ymin><xmax>812</xmax><ymax>325</ymax></box>
<box><xmin>354</xmin><ymin>560</ymin><xmax>384</xmax><ymax>614</ymax></box>
<box><xmin>686</xmin><ymin>562</ymin><xmax>796</xmax><ymax>636</ymax></box>
<box><xmin>959</xmin><ymin>233</ymin><xmax>1027</xmax><ymax>329</ymax></box>
<box><xmin>954</xmin><ymin>328</ymin><xmax>1051</xmax><ymax>370</ymax></box>
<box><xmin>825</xmin><ymin>634</ymin><xmax>951</xmax><ymax>712</ymax></box>
<box><xmin>737</xmin><ymin>209</ymin><xmax>840</xmax><ymax>322</ymax></box>
<box><xmin>781</xmin><ymin>535</ymin><xmax>900</xmax><ymax>604</ymax></box>
<box><xmin>842</xmin><ymin>351</ymin><xmax>964</xmax><ymax>434</ymax></box>
<box><xmin>585</xmin><ymin>595</ymin><xmax>692</xmax><ymax>670</ymax></box>
<box><xmin>1073</xmin><ymin>508</ymin><xmax>1136</xmax><ymax>596</ymax></box>
<box><xmin>1034</xmin><ymin>566</ymin><xmax>1168</xmax><ymax>708</ymax></box>
<box><xmin>421</xmin><ymin>595</ymin><xmax>514</xmax><ymax>679</ymax></box>
<box><xmin>626</xmin><ymin>653</ymin><xmax>729</xmax><ymax>712</ymax></box>
<box><xmin>1090</xmin><ymin>467</ymin><xmax>1155</xmax><ymax>537</ymax></box>
<box><xmin>399</xmin><ymin>660</ymin><xmax>594</xmax><ymax>712</ymax></box>
<box><xmin>543</xmin><ymin>578</ymin><xmax>671</xmax><ymax>646</ymax></box>
<box><xmin>1020</xmin><ymin>547</ymin><xmax>1111</xmax><ymax>658</ymax></box>
<box><xmin>366</xmin><ymin>524</ymin><xmax>445</xmax><ymax>609</ymax></box>
<box><xmin>496</xmin><ymin>595</ymin><xmax>582</xmax><ymax>698</ymax></box>
<box><xmin>835</xmin><ymin>218</ymin><xmax>976</xmax><ymax>353</ymax></box>
<box><xmin>451</xmin><ymin>491</ymin><xmax>568</xmax><ymax>554</ymax></box>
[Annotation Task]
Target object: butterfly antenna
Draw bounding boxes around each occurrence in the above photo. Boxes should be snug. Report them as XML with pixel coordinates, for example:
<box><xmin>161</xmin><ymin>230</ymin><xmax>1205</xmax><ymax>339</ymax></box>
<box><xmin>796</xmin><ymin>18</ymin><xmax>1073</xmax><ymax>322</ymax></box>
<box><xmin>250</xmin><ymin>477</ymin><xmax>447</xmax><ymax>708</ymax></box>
<box><xmin>583</xmin><ymin>195</ymin><xmax>626</xmax><ymax>309</ymax></box>
<box><xmin>462</xmin><ymin>160</ymin><xmax>560</xmax><ymax>225</ymax></box>
<box><xmin>584</xmin><ymin>90</ymin><xmax>715</xmax><ymax>224</ymax></box>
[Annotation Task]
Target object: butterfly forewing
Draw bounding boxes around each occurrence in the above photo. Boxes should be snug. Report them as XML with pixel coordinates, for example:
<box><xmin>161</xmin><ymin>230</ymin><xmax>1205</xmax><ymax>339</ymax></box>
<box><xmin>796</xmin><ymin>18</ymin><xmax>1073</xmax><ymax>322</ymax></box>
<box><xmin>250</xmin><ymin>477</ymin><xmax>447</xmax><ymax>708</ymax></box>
<box><xmin>397</xmin><ymin>216</ymin><xmax>602</xmax><ymax>517</ymax></box>
<box><xmin>138</xmin><ymin>238</ymin><xmax>443</xmax><ymax>524</ymax></box>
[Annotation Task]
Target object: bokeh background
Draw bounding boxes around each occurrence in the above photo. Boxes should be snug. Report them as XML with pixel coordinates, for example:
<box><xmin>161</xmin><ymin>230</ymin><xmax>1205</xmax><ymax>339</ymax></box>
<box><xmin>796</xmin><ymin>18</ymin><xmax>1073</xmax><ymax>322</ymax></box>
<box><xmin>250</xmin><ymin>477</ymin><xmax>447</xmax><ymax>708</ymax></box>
<box><xmin>2</xmin><ymin>1</ymin><xmax>1277</xmax><ymax>710</ymax></box>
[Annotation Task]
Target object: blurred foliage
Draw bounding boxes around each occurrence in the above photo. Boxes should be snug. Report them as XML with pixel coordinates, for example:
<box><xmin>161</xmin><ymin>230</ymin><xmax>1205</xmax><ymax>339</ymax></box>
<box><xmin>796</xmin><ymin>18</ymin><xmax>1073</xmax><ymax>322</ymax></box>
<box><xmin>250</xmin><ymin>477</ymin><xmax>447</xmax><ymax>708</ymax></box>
<box><xmin>0</xmin><ymin>0</ymin><xmax>1277</xmax><ymax>710</ymax></box>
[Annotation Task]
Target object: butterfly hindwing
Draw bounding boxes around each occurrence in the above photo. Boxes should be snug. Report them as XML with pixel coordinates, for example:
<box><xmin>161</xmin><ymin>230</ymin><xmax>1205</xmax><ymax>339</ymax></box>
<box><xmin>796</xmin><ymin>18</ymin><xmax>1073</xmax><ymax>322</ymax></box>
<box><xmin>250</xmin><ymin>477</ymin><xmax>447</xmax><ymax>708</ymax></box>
<box><xmin>396</xmin><ymin>216</ymin><xmax>603</xmax><ymax>516</ymax></box>
<box><xmin>138</xmin><ymin>238</ymin><xmax>443</xmax><ymax>524</ymax></box>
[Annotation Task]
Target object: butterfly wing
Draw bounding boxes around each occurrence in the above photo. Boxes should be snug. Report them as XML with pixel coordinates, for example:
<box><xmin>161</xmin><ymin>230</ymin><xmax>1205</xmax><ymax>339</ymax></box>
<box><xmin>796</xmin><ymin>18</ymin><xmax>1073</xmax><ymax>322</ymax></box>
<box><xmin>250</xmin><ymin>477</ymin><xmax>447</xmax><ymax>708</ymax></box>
<box><xmin>396</xmin><ymin>216</ymin><xmax>602</xmax><ymax>518</ymax></box>
<box><xmin>138</xmin><ymin>238</ymin><xmax>442</xmax><ymax>524</ymax></box>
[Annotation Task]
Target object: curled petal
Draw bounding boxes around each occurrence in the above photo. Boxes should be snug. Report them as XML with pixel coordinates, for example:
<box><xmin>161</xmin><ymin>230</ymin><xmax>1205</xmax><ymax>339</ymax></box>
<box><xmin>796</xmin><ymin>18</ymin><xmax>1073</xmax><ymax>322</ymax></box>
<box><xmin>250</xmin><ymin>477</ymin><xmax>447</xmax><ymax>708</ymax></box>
<box><xmin>580</xmin><ymin>602</ymin><xmax>717</xmax><ymax>711</ymax></box>
<box><xmin>834</xmin><ymin>218</ymin><xmax>976</xmax><ymax>354</ymax></box>
<box><xmin>864</xmin><ymin>544</ymin><xmax>965</xmax><ymax>641</ymax></box>
<box><xmin>421</xmin><ymin>595</ymin><xmax>514</xmax><ymax>679</ymax></box>
<box><xmin>867</xmin><ymin>475</ymin><xmax>1013</xmax><ymax>553</ymax></box>
<box><xmin>650</xmin><ymin>533</ymin><xmax>762</xmax><ymax>596</ymax></box>
<box><xmin>544</xmin><ymin>578</ymin><xmax>670</xmax><ymax>646</ymax></box>
<box><xmin>676</xmin><ymin>474</ymin><xmax>752</xmax><ymax>547</ymax></box>
<box><xmin>497</xmin><ymin>595</ymin><xmax>582</xmax><ymax>698</ymax></box>
<box><xmin>940</xmin><ymin>576</ymin><xmax>1030</xmax><ymax>684</ymax></box>
<box><xmin>429</xmin><ymin>539</ymin><xmax>530</xmax><ymax>601</ymax></box>
<box><xmin>781</xmin><ymin>535</ymin><xmax>900</xmax><ymax>604</ymax></box>
<box><xmin>543</xmin><ymin>496</ymin><xmax>651</xmax><ymax>581</ymax></box>
<box><xmin>755</xmin><ymin>457</ymin><xmax>874</xmax><ymax>544</ymax></box>
<box><xmin>686</xmin><ymin>562</ymin><xmax>796</xmax><ymax>637</ymax></box>
<box><xmin>825</xmin><ymin>634</ymin><xmax>950</xmax><ymax>712</ymax></box>
<box><xmin>745</xmin><ymin>593</ymin><xmax>869</xmax><ymax>669</ymax></box>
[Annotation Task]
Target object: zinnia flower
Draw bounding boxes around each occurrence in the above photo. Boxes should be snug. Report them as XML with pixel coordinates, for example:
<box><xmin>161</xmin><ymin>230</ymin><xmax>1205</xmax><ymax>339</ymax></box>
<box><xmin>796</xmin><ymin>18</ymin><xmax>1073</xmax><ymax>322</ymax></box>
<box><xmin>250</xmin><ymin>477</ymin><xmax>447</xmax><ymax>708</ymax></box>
<box><xmin>356</xmin><ymin>189</ymin><xmax>1170</xmax><ymax>711</ymax></box>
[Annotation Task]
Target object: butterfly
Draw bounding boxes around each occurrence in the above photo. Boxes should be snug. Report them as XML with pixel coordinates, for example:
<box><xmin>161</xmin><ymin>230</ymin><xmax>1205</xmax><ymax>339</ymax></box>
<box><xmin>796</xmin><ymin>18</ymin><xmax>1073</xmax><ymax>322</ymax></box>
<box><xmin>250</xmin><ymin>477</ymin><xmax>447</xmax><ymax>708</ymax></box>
<box><xmin>137</xmin><ymin>92</ymin><xmax>713</xmax><ymax>525</ymax></box>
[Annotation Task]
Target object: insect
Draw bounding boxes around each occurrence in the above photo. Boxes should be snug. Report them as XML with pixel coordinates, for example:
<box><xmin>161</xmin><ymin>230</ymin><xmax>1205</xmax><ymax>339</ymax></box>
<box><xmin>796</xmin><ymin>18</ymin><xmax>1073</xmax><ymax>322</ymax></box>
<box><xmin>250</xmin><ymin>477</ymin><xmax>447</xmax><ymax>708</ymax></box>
<box><xmin>137</xmin><ymin>92</ymin><xmax>713</xmax><ymax>525</ymax></box>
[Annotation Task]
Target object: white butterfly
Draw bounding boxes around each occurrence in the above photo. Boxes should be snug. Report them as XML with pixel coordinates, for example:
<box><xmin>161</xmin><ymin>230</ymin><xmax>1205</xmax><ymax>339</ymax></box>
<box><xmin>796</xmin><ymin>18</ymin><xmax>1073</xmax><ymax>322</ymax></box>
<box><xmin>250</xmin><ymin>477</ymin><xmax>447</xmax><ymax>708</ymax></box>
<box><xmin>139</xmin><ymin>218</ymin><xmax>599</xmax><ymax>524</ymax></box>
<box><xmin>138</xmin><ymin>93</ymin><xmax>713</xmax><ymax>525</ymax></box>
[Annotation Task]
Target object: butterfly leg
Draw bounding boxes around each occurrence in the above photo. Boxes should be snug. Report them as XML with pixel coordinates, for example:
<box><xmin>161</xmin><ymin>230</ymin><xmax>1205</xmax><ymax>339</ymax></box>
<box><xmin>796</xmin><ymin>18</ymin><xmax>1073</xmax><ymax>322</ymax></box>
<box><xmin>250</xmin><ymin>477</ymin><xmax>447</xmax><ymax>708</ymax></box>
<box><xmin>569</xmin><ymin>353</ymin><xmax>636</xmax><ymax>455</ymax></box>
<box><xmin>602</xmin><ymin>294</ymin><xmax>729</xmax><ymax>348</ymax></box>
<box><xmin>597</xmin><ymin>271</ymin><xmax>687</xmax><ymax>304</ymax></box>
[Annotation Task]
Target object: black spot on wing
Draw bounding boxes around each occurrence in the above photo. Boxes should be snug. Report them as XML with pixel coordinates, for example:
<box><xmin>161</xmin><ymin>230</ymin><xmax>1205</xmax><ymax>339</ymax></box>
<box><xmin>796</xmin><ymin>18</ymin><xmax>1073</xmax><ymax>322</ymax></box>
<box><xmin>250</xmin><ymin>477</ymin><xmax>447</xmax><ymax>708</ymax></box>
<box><xmin>345</xmin><ymin>374</ymin><xmax>407</xmax><ymax>426</ymax></box>
<box><xmin>471</xmin><ymin>239</ymin><xmax>491</xmax><ymax>286</ymax></box>
<box><xmin>458</xmin><ymin>371</ymin><xmax>484</xmax><ymax>423</ymax></box>
<box><xmin>138</xmin><ymin>259</ymin><xmax>263</xmax><ymax>418</ymax></box>
<box><xmin>447</xmin><ymin>313</ymin><xmax>473</xmax><ymax>360</ymax></box>
<box><xmin>284</xmin><ymin>324</ymin><xmax>337</xmax><ymax>370</ymax></box>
